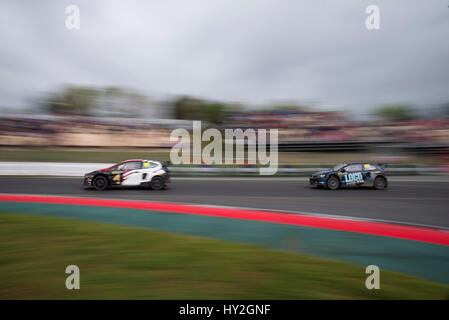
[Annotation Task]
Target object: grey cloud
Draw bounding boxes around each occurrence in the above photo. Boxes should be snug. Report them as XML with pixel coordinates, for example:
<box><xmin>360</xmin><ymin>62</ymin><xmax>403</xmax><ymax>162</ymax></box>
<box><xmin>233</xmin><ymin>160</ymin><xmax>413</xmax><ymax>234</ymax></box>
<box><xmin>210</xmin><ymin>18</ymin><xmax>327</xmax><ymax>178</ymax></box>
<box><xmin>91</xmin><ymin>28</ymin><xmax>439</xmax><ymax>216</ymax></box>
<box><xmin>0</xmin><ymin>0</ymin><xmax>448</xmax><ymax>112</ymax></box>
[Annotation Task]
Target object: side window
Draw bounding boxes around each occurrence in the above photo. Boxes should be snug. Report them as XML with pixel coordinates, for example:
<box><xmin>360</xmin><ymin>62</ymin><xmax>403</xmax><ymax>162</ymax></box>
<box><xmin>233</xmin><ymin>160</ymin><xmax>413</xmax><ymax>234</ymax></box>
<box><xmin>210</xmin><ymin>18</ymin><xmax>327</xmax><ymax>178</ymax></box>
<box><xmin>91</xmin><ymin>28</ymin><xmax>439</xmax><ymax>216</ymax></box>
<box><xmin>124</xmin><ymin>161</ymin><xmax>142</xmax><ymax>170</ymax></box>
<box><xmin>112</xmin><ymin>163</ymin><xmax>126</xmax><ymax>171</ymax></box>
<box><xmin>345</xmin><ymin>164</ymin><xmax>362</xmax><ymax>172</ymax></box>
<box><xmin>117</xmin><ymin>161</ymin><xmax>142</xmax><ymax>171</ymax></box>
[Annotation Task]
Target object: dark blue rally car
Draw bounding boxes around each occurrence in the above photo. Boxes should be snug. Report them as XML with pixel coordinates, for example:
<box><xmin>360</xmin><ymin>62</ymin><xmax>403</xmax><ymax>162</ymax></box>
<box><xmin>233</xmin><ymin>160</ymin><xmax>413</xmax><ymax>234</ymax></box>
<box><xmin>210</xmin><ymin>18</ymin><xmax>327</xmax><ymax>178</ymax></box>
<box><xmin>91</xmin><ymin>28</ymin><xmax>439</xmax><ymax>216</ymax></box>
<box><xmin>309</xmin><ymin>163</ymin><xmax>388</xmax><ymax>190</ymax></box>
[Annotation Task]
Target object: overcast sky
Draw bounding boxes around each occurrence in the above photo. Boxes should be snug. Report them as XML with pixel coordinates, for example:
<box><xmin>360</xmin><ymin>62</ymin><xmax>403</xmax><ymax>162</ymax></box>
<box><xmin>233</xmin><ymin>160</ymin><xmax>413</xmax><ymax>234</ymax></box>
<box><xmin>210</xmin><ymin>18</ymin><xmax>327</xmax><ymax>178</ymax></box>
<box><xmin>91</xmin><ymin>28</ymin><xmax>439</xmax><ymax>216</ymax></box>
<box><xmin>0</xmin><ymin>0</ymin><xmax>448</xmax><ymax>113</ymax></box>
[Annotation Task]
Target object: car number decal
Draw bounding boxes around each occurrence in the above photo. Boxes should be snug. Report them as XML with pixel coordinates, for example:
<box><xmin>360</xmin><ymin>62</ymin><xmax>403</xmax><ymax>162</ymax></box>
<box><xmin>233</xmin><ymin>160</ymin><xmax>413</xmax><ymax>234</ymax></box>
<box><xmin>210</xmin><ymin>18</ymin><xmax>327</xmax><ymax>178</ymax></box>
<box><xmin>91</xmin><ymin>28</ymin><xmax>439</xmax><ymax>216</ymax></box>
<box><xmin>112</xmin><ymin>174</ymin><xmax>121</xmax><ymax>184</ymax></box>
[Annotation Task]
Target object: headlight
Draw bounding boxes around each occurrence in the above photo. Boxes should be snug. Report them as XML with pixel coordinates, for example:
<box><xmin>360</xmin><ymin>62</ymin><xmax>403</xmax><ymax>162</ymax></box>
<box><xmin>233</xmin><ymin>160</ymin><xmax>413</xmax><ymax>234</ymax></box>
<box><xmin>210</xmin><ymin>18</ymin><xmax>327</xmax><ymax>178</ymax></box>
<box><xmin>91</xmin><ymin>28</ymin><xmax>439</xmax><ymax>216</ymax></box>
<box><xmin>318</xmin><ymin>174</ymin><xmax>326</xmax><ymax>178</ymax></box>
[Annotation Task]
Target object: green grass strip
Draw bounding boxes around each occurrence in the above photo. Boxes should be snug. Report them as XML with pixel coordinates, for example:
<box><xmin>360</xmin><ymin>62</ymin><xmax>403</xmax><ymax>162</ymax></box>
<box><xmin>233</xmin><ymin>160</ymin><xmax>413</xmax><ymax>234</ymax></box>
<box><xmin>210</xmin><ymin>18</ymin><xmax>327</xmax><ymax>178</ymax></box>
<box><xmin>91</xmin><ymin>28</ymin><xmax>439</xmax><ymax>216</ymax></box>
<box><xmin>0</xmin><ymin>212</ymin><xmax>448</xmax><ymax>299</ymax></box>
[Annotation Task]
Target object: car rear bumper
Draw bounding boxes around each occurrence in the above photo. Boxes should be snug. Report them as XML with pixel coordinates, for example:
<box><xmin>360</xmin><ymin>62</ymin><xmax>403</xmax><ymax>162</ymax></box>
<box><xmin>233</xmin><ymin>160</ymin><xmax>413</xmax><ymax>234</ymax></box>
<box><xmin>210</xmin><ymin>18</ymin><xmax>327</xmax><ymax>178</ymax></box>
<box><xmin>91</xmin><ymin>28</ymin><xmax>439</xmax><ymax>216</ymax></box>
<box><xmin>163</xmin><ymin>173</ymin><xmax>171</xmax><ymax>184</ymax></box>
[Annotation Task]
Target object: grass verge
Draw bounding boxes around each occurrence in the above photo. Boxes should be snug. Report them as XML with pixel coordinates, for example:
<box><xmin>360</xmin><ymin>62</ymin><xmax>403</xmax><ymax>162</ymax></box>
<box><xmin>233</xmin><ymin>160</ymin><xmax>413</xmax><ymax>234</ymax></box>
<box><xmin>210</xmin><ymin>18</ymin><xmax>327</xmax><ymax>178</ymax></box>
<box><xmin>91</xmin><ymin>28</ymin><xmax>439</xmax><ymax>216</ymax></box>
<box><xmin>0</xmin><ymin>212</ymin><xmax>447</xmax><ymax>299</ymax></box>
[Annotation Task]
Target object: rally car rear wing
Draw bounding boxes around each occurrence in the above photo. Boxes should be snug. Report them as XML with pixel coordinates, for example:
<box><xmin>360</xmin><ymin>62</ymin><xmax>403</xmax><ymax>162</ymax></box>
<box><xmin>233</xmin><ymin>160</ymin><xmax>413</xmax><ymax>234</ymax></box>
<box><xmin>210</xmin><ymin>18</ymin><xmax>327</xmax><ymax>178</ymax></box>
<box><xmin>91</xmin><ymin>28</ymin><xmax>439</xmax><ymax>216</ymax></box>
<box><xmin>161</xmin><ymin>161</ymin><xmax>170</xmax><ymax>171</ymax></box>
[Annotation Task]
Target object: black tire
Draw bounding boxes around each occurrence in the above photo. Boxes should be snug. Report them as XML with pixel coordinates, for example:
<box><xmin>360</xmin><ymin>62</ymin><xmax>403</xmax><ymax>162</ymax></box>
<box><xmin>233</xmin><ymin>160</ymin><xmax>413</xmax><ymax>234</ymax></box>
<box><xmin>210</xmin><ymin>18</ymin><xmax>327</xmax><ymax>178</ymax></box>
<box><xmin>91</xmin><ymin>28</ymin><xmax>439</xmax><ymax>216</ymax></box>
<box><xmin>150</xmin><ymin>176</ymin><xmax>163</xmax><ymax>190</ymax></box>
<box><xmin>92</xmin><ymin>176</ymin><xmax>108</xmax><ymax>191</ymax></box>
<box><xmin>373</xmin><ymin>177</ymin><xmax>386</xmax><ymax>190</ymax></box>
<box><xmin>327</xmin><ymin>176</ymin><xmax>340</xmax><ymax>190</ymax></box>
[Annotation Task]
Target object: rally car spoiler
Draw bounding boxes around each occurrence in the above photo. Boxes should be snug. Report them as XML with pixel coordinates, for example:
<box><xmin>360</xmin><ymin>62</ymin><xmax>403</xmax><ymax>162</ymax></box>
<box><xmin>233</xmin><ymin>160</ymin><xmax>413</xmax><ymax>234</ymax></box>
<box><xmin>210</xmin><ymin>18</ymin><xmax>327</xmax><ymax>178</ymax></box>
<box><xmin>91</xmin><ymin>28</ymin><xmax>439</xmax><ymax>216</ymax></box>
<box><xmin>377</xmin><ymin>163</ymin><xmax>387</xmax><ymax>170</ymax></box>
<box><xmin>161</xmin><ymin>161</ymin><xmax>170</xmax><ymax>167</ymax></box>
<box><xmin>161</xmin><ymin>161</ymin><xmax>170</xmax><ymax>171</ymax></box>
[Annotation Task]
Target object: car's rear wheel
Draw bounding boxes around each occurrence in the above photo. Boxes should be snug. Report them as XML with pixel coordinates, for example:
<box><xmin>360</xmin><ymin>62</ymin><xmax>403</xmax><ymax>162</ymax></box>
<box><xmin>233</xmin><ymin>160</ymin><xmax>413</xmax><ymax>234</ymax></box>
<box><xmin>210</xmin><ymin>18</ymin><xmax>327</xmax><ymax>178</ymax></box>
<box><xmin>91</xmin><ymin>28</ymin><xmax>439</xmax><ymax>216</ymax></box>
<box><xmin>150</xmin><ymin>176</ymin><xmax>163</xmax><ymax>190</ymax></box>
<box><xmin>327</xmin><ymin>176</ymin><xmax>340</xmax><ymax>190</ymax></box>
<box><xmin>373</xmin><ymin>177</ymin><xmax>386</xmax><ymax>190</ymax></box>
<box><xmin>92</xmin><ymin>176</ymin><xmax>108</xmax><ymax>191</ymax></box>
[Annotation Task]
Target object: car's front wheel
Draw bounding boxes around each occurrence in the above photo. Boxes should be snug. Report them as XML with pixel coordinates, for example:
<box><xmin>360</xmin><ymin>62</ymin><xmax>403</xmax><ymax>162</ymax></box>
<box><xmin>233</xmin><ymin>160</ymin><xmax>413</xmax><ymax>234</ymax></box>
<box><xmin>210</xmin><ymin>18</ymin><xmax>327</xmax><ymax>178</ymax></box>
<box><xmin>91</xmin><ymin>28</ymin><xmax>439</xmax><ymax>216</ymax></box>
<box><xmin>373</xmin><ymin>177</ymin><xmax>386</xmax><ymax>190</ymax></box>
<box><xmin>92</xmin><ymin>176</ymin><xmax>108</xmax><ymax>191</ymax></box>
<box><xmin>327</xmin><ymin>176</ymin><xmax>340</xmax><ymax>190</ymax></box>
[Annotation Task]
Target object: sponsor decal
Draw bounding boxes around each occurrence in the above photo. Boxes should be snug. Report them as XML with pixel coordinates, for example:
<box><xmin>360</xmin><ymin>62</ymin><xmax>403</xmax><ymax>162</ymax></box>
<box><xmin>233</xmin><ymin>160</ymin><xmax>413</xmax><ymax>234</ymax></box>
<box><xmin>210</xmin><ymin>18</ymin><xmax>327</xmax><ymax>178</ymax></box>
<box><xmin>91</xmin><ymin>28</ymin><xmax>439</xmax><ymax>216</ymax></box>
<box><xmin>343</xmin><ymin>172</ymin><xmax>364</xmax><ymax>184</ymax></box>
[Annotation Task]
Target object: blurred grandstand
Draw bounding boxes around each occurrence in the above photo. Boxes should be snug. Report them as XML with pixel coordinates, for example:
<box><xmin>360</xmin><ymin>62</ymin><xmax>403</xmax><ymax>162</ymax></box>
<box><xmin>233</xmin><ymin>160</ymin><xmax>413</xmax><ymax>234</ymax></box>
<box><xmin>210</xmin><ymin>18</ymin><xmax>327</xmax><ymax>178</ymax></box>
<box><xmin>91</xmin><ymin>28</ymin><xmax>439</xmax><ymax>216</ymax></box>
<box><xmin>1</xmin><ymin>107</ymin><xmax>448</xmax><ymax>154</ymax></box>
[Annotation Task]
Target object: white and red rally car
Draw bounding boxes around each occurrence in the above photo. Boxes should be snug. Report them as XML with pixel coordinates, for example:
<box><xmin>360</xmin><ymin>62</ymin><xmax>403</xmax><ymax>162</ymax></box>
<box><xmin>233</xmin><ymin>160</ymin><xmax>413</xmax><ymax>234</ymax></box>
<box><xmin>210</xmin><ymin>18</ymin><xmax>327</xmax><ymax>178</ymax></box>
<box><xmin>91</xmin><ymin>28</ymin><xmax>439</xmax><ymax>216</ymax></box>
<box><xmin>83</xmin><ymin>159</ymin><xmax>170</xmax><ymax>191</ymax></box>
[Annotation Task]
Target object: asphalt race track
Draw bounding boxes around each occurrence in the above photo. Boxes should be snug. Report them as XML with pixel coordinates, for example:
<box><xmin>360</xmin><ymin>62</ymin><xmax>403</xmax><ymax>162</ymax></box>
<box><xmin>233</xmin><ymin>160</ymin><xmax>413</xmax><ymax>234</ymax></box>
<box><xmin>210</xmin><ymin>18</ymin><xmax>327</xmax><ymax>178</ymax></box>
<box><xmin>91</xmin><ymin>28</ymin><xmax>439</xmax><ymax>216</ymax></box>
<box><xmin>0</xmin><ymin>176</ymin><xmax>448</xmax><ymax>229</ymax></box>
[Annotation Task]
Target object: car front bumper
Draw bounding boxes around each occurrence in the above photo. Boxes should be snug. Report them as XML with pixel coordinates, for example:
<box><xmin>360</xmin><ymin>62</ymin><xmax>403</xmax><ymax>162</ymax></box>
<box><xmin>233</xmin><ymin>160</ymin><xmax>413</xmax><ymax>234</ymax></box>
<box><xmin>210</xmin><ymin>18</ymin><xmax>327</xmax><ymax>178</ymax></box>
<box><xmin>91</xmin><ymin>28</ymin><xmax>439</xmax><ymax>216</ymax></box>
<box><xmin>83</xmin><ymin>176</ymin><xmax>93</xmax><ymax>187</ymax></box>
<box><xmin>309</xmin><ymin>176</ymin><xmax>326</xmax><ymax>186</ymax></box>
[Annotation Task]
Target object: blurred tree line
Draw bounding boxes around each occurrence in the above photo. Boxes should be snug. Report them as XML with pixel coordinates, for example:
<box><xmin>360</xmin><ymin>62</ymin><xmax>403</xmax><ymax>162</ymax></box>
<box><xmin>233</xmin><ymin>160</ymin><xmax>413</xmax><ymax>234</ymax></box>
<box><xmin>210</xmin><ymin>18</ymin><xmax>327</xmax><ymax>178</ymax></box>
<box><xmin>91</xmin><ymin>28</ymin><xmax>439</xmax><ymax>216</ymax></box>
<box><xmin>373</xmin><ymin>104</ymin><xmax>415</xmax><ymax>120</ymax></box>
<box><xmin>43</xmin><ymin>85</ymin><xmax>238</xmax><ymax>124</ymax></box>
<box><xmin>41</xmin><ymin>85</ymin><xmax>449</xmax><ymax>123</ymax></box>
<box><xmin>44</xmin><ymin>86</ymin><xmax>149</xmax><ymax>118</ymax></box>
<box><xmin>172</xmin><ymin>96</ymin><xmax>239</xmax><ymax>125</ymax></box>
<box><xmin>45</xmin><ymin>86</ymin><xmax>97</xmax><ymax>116</ymax></box>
